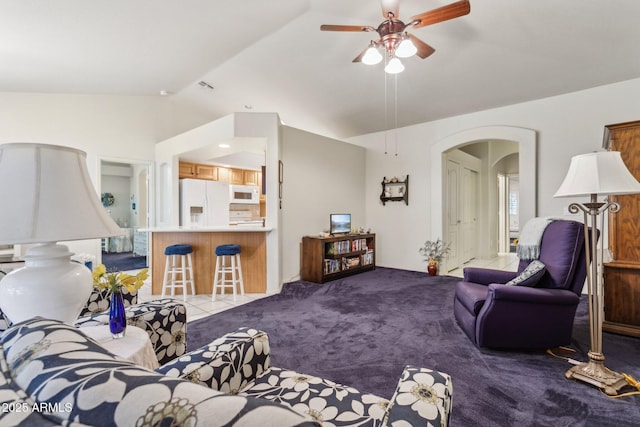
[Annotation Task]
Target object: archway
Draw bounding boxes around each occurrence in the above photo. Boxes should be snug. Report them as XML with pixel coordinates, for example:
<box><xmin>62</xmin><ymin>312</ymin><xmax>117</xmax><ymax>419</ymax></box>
<box><xmin>430</xmin><ymin>126</ymin><xmax>536</xmax><ymax>259</ymax></box>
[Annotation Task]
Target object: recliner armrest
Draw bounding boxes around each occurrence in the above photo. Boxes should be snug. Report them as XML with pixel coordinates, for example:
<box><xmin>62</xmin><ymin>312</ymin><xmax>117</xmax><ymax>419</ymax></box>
<box><xmin>157</xmin><ymin>327</ymin><xmax>270</xmax><ymax>394</ymax></box>
<box><xmin>463</xmin><ymin>267</ymin><xmax>518</xmax><ymax>285</ymax></box>
<box><xmin>386</xmin><ymin>365</ymin><xmax>453</xmax><ymax>427</ymax></box>
<box><xmin>488</xmin><ymin>284</ymin><xmax>580</xmax><ymax>305</ymax></box>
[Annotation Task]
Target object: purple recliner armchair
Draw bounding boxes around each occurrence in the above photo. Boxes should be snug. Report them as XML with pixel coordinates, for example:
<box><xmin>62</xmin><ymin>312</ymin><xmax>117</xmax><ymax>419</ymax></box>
<box><xmin>454</xmin><ymin>220</ymin><xmax>590</xmax><ymax>349</ymax></box>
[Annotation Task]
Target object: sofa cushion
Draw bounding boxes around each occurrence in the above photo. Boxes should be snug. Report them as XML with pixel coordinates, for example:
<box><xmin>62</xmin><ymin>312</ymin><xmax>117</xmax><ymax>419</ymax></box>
<box><xmin>240</xmin><ymin>367</ymin><xmax>390</xmax><ymax>426</ymax></box>
<box><xmin>1</xmin><ymin>318</ymin><xmax>316</xmax><ymax>427</ymax></box>
<box><xmin>505</xmin><ymin>260</ymin><xmax>546</xmax><ymax>287</ymax></box>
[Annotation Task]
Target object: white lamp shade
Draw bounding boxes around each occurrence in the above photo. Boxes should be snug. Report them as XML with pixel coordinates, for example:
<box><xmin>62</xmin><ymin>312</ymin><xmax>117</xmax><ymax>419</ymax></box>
<box><xmin>385</xmin><ymin>57</ymin><xmax>405</xmax><ymax>74</ymax></box>
<box><xmin>554</xmin><ymin>151</ymin><xmax>640</xmax><ymax>197</ymax></box>
<box><xmin>362</xmin><ymin>46</ymin><xmax>383</xmax><ymax>65</ymax></box>
<box><xmin>0</xmin><ymin>143</ymin><xmax>122</xmax><ymax>325</ymax></box>
<box><xmin>0</xmin><ymin>143</ymin><xmax>123</xmax><ymax>244</ymax></box>
<box><xmin>395</xmin><ymin>38</ymin><xmax>417</xmax><ymax>58</ymax></box>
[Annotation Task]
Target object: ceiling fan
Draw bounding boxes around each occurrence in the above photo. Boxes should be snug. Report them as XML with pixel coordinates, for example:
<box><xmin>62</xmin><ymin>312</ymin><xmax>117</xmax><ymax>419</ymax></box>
<box><xmin>321</xmin><ymin>0</ymin><xmax>470</xmax><ymax>73</ymax></box>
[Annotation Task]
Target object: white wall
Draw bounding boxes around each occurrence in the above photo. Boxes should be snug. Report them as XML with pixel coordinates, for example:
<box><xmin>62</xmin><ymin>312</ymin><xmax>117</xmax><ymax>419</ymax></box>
<box><xmin>5</xmin><ymin>76</ymin><xmax>640</xmax><ymax>279</ymax></box>
<box><xmin>281</xmin><ymin>126</ymin><xmax>366</xmax><ymax>282</ymax></box>
<box><xmin>349</xmin><ymin>77</ymin><xmax>640</xmax><ymax>272</ymax></box>
<box><xmin>0</xmin><ymin>92</ymin><xmax>163</xmax><ymax>261</ymax></box>
<box><xmin>101</xmin><ymin>174</ymin><xmax>131</xmax><ymax>227</ymax></box>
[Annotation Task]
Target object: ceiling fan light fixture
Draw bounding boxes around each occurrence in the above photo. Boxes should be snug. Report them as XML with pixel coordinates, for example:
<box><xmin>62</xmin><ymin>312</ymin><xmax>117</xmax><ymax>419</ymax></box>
<box><xmin>362</xmin><ymin>46</ymin><xmax>383</xmax><ymax>65</ymax></box>
<box><xmin>395</xmin><ymin>36</ymin><xmax>417</xmax><ymax>58</ymax></box>
<box><xmin>385</xmin><ymin>57</ymin><xmax>404</xmax><ymax>74</ymax></box>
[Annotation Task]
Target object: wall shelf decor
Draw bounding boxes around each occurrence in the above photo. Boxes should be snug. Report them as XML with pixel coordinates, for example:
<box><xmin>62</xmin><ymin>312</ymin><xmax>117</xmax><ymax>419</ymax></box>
<box><xmin>380</xmin><ymin>175</ymin><xmax>409</xmax><ymax>205</ymax></box>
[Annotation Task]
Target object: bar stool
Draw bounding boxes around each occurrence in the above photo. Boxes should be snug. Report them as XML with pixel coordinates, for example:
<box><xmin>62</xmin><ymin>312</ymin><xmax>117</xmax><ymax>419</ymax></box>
<box><xmin>162</xmin><ymin>244</ymin><xmax>195</xmax><ymax>301</ymax></box>
<box><xmin>212</xmin><ymin>244</ymin><xmax>245</xmax><ymax>302</ymax></box>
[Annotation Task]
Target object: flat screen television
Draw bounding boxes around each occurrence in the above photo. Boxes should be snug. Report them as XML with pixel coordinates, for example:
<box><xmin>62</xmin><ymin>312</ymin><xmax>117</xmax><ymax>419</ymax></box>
<box><xmin>330</xmin><ymin>213</ymin><xmax>351</xmax><ymax>235</ymax></box>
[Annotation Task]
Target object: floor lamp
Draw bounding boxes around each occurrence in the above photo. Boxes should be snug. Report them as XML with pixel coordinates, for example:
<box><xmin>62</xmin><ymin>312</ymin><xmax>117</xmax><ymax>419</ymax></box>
<box><xmin>0</xmin><ymin>143</ymin><xmax>123</xmax><ymax>325</ymax></box>
<box><xmin>554</xmin><ymin>151</ymin><xmax>640</xmax><ymax>395</ymax></box>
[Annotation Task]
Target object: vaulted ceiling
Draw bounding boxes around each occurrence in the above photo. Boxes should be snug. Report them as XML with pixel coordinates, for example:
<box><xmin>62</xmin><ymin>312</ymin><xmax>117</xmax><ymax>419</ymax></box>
<box><xmin>2</xmin><ymin>0</ymin><xmax>640</xmax><ymax>139</ymax></box>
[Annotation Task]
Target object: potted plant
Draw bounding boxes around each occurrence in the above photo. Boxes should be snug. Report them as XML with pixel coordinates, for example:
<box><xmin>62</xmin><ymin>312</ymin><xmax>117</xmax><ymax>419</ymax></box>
<box><xmin>418</xmin><ymin>238</ymin><xmax>451</xmax><ymax>276</ymax></box>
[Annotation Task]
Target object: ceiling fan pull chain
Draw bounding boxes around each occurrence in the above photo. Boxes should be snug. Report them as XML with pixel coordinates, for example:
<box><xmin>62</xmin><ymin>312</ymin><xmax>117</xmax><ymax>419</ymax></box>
<box><xmin>384</xmin><ymin>57</ymin><xmax>389</xmax><ymax>155</ymax></box>
<box><xmin>394</xmin><ymin>73</ymin><xmax>399</xmax><ymax>156</ymax></box>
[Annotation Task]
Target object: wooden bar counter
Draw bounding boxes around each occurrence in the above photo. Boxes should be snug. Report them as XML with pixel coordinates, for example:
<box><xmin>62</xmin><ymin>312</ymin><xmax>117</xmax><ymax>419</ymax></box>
<box><xmin>143</xmin><ymin>226</ymin><xmax>270</xmax><ymax>295</ymax></box>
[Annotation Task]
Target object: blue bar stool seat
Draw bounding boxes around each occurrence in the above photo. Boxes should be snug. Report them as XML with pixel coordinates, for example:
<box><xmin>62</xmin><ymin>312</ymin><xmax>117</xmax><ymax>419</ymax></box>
<box><xmin>162</xmin><ymin>244</ymin><xmax>195</xmax><ymax>301</ymax></box>
<box><xmin>212</xmin><ymin>244</ymin><xmax>245</xmax><ymax>302</ymax></box>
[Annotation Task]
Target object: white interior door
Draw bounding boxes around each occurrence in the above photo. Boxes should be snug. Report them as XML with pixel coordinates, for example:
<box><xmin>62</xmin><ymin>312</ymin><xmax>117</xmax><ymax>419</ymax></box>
<box><xmin>446</xmin><ymin>159</ymin><xmax>460</xmax><ymax>269</ymax></box>
<box><xmin>445</xmin><ymin>155</ymin><xmax>479</xmax><ymax>271</ymax></box>
<box><xmin>461</xmin><ymin>168</ymin><xmax>478</xmax><ymax>263</ymax></box>
<box><xmin>497</xmin><ymin>174</ymin><xmax>508</xmax><ymax>253</ymax></box>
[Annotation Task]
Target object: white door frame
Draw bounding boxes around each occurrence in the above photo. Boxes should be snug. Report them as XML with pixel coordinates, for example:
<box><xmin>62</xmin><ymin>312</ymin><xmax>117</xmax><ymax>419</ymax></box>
<box><xmin>98</xmin><ymin>156</ymin><xmax>154</xmax><ymax>263</ymax></box>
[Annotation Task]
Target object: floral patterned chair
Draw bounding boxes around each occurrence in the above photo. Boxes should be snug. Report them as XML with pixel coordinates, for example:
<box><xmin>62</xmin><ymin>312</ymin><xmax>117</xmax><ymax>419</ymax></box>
<box><xmin>74</xmin><ymin>287</ymin><xmax>187</xmax><ymax>365</ymax></box>
<box><xmin>0</xmin><ymin>287</ymin><xmax>187</xmax><ymax>366</ymax></box>
<box><xmin>1</xmin><ymin>318</ymin><xmax>453</xmax><ymax>427</ymax></box>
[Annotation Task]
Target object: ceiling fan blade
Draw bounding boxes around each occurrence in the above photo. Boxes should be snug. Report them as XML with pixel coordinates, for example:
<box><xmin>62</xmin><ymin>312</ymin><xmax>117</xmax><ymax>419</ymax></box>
<box><xmin>408</xmin><ymin>33</ymin><xmax>435</xmax><ymax>59</ymax></box>
<box><xmin>381</xmin><ymin>0</ymin><xmax>400</xmax><ymax>19</ymax></box>
<box><xmin>352</xmin><ymin>46</ymin><xmax>369</xmax><ymax>63</ymax></box>
<box><xmin>320</xmin><ymin>24</ymin><xmax>376</xmax><ymax>32</ymax></box>
<box><xmin>408</xmin><ymin>0</ymin><xmax>470</xmax><ymax>29</ymax></box>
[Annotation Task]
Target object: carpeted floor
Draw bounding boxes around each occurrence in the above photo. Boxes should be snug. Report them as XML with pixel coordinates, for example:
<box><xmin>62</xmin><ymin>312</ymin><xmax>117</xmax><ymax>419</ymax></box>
<box><xmin>187</xmin><ymin>267</ymin><xmax>640</xmax><ymax>426</ymax></box>
<box><xmin>102</xmin><ymin>251</ymin><xmax>147</xmax><ymax>271</ymax></box>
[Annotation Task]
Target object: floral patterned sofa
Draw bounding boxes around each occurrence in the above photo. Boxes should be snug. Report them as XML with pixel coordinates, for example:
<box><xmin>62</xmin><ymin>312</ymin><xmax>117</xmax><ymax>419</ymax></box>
<box><xmin>0</xmin><ymin>318</ymin><xmax>452</xmax><ymax>427</ymax></box>
<box><xmin>0</xmin><ymin>287</ymin><xmax>187</xmax><ymax>366</ymax></box>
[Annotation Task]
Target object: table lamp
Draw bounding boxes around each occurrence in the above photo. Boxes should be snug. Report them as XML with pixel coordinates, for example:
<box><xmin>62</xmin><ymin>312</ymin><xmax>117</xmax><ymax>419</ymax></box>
<box><xmin>0</xmin><ymin>143</ymin><xmax>123</xmax><ymax>325</ymax></box>
<box><xmin>554</xmin><ymin>150</ymin><xmax>640</xmax><ymax>395</ymax></box>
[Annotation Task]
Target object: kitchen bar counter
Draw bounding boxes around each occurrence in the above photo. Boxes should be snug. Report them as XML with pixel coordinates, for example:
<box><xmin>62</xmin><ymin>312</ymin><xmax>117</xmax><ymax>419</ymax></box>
<box><xmin>142</xmin><ymin>225</ymin><xmax>271</xmax><ymax>233</ymax></box>
<box><xmin>143</xmin><ymin>227</ymin><xmax>271</xmax><ymax>295</ymax></box>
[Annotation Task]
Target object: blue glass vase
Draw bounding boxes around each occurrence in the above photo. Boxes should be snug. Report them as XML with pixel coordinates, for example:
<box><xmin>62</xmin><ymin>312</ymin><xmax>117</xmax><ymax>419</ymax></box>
<box><xmin>109</xmin><ymin>290</ymin><xmax>127</xmax><ymax>339</ymax></box>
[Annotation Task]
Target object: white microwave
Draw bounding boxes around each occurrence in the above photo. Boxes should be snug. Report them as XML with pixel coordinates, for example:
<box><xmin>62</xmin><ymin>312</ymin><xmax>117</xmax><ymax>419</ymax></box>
<box><xmin>229</xmin><ymin>184</ymin><xmax>260</xmax><ymax>204</ymax></box>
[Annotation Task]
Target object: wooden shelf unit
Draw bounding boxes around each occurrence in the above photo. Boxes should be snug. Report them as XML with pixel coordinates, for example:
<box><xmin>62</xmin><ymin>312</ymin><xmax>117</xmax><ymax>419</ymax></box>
<box><xmin>301</xmin><ymin>234</ymin><xmax>375</xmax><ymax>284</ymax></box>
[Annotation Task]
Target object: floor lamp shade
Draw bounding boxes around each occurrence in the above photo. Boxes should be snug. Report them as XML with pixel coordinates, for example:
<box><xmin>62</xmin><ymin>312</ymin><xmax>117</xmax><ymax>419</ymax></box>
<box><xmin>0</xmin><ymin>143</ymin><xmax>123</xmax><ymax>324</ymax></box>
<box><xmin>554</xmin><ymin>151</ymin><xmax>640</xmax><ymax>197</ymax></box>
<box><xmin>554</xmin><ymin>150</ymin><xmax>640</xmax><ymax>395</ymax></box>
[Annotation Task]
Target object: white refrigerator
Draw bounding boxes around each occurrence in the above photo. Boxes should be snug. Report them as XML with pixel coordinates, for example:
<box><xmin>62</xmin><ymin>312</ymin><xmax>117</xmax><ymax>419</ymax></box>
<box><xmin>179</xmin><ymin>179</ymin><xmax>230</xmax><ymax>227</ymax></box>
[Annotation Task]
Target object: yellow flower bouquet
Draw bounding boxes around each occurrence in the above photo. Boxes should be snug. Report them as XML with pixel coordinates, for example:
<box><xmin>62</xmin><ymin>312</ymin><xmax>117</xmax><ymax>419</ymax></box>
<box><xmin>92</xmin><ymin>264</ymin><xmax>149</xmax><ymax>294</ymax></box>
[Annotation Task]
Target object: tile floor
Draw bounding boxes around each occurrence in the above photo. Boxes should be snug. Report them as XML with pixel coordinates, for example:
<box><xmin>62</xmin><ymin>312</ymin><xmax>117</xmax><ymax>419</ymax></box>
<box><xmin>135</xmin><ymin>253</ymin><xmax>519</xmax><ymax>322</ymax></box>
<box><xmin>137</xmin><ymin>282</ymin><xmax>272</xmax><ymax>322</ymax></box>
<box><xmin>447</xmin><ymin>253</ymin><xmax>519</xmax><ymax>278</ymax></box>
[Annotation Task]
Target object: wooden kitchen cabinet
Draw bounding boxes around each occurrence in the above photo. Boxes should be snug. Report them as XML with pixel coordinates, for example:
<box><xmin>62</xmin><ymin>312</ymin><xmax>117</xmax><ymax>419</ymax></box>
<box><xmin>603</xmin><ymin>120</ymin><xmax>640</xmax><ymax>337</ymax></box>
<box><xmin>229</xmin><ymin>168</ymin><xmax>244</xmax><ymax>185</ymax></box>
<box><xmin>216</xmin><ymin>167</ymin><xmax>230</xmax><ymax>183</ymax></box>
<box><xmin>243</xmin><ymin>170</ymin><xmax>259</xmax><ymax>186</ymax></box>
<box><xmin>195</xmin><ymin>164</ymin><xmax>216</xmax><ymax>180</ymax></box>
<box><xmin>178</xmin><ymin>161</ymin><xmax>262</xmax><ymax>187</ymax></box>
<box><xmin>178</xmin><ymin>162</ymin><xmax>196</xmax><ymax>179</ymax></box>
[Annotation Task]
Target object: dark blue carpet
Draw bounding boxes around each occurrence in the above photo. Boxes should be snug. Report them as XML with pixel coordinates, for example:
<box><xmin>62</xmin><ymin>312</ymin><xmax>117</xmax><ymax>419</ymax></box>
<box><xmin>187</xmin><ymin>267</ymin><xmax>640</xmax><ymax>426</ymax></box>
<box><xmin>102</xmin><ymin>251</ymin><xmax>147</xmax><ymax>271</ymax></box>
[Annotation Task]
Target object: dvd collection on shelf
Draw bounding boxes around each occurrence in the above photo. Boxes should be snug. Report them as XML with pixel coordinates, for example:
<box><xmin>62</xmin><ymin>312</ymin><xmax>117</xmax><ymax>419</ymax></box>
<box><xmin>326</xmin><ymin>238</ymin><xmax>369</xmax><ymax>255</ymax></box>
<box><xmin>323</xmin><ymin>238</ymin><xmax>374</xmax><ymax>274</ymax></box>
